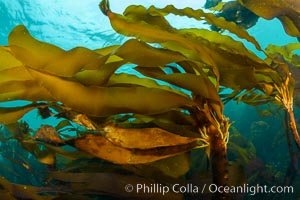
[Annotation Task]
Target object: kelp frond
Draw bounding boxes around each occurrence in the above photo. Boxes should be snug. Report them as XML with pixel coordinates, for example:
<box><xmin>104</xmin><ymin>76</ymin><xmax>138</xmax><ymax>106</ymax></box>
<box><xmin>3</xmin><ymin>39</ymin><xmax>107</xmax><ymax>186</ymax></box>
<box><xmin>99</xmin><ymin>0</ymin><xmax>110</xmax><ymax>16</ymax></box>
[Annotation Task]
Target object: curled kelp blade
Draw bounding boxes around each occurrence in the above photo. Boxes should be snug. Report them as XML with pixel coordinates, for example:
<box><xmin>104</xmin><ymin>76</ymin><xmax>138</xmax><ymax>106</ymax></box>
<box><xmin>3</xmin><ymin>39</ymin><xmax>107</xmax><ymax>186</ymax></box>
<box><xmin>100</xmin><ymin>1</ymin><xmax>218</xmax><ymax>72</ymax></box>
<box><xmin>8</xmin><ymin>25</ymin><xmax>117</xmax><ymax>77</ymax></box>
<box><xmin>26</xmin><ymin>67</ymin><xmax>194</xmax><ymax>117</ymax></box>
<box><xmin>100</xmin><ymin>1</ymin><xmax>279</xmax><ymax>94</ymax></box>
<box><xmin>102</xmin><ymin>123</ymin><xmax>202</xmax><ymax>149</ymax></box>
<box><xmin>8</xmin><ymin>25</ymin><xmax>65</xmax><ymax>68</ymax></box>
<box><xmin>73</xmin><ymin>133</ymin><xmax>200</xmax><ymax>164</ymax></box>
<box><xmin>146</xmin><ymin>4</ymin><xmax>262</xmax><ymax>51</ymax></box>
<box><xmin>50</xmin><ymin>172</ymin><xmax>183</xmax><ymax>200</ymax></box>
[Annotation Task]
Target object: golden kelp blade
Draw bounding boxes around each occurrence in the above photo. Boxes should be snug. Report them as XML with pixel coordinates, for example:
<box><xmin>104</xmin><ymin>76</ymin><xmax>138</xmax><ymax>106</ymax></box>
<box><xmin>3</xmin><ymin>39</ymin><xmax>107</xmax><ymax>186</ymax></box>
<box><xmin>8</xmin><ymin>25</ymin><xmax>65</xmax><ymax>68</ymax></box>
<box><xmin>107</xmin><ymin>73</ymin><xmax>189</xmax><ymax>97</ymax></box>
<box><xmin>27</xmin><ymin>67</ymin><xmax>193</xmax><ymax>117</ymax></box>
<box><xmin>99</xmin><ymin>1</ymin><xmax>273</xmax><ymax>92</ymax></box>
<box><xmin>115</xmin><ymin>39</ymin><xmax>186</xmax><ymax>67</ymax></box>
<box><xmin>147</xmin><ymin>73</ymin><xmax>220</xmax><ymax>102</ymax></box>
<box><xmin>73</xmin><ymin>60</ymin><xmax>127</xmax><ymax>86</ymax></box>
<box><xmin>0</xmin><ymin>80</ymin><xmax>53</xmax><ymax>102</ymax></box>
<box><xmin>100</xmin><ymin>2</ymin><xmax>217</xmax><ymax>71</ymax></box>
<box><xmin>73</xmin><ymin>133</ymin><xmax>199</xmax><ymax>164</ymax></box>
<box><xmin>265</xmin><ymin>43</ymin><xmax>300</xmax><ymax>64</ymax></box>
<box><xmin>0</xmin><ymin>66</ymin><xmax>33</xmax><ymax>82</ymax></box>
<box><xmin>0</xmin><ymin>46</ymin><xmax>22</xmax><ymax>71</ymax></box>
<box><xmin>8</xmin><ymin>25</ymin><xmax>114</xmax><ymax>77</ymax></box>
<box><xmin>147</xmin><ymin>4</ymin><xmax>262</xmax><ymax>51</ymax></box>
<box><xmin>103</xmin><ymin>123</ymin><xmax>201</xmax><ymax>149</ymax></box>
<box><xmin>42</xmin><ymin>46</ymin><xmax>110</xmax><ymax>77</ymax></box>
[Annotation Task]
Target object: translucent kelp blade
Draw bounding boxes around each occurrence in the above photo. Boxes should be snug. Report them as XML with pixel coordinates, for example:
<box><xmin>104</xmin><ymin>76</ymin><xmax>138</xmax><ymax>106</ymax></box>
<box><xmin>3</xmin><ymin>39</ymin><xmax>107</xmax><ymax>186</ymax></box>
<box><xmin>265</xmin><ymin>43</ymin><xmax>300</xmax><ymax>64</ymax></box>
<box><xmin>50</xmin><ymin>172</ymin><xmax>183</xmax><ymax>200</ymax></box>
<box><xmin>43</xmin><ymin>47</ymin><xmax>110</xmax><ymax>76</ymax></box>
<box><xmin>170</xmin><ymin>29</ymin><xmax>273</xmax><ymax>91</ymax></box>
<box><xmin>147</xmin><ymin>4</ymin><xmax>262</xmax><ymax>51</ymax></box>
<box><xmin>8</xmin><ymin>25</ymin><xmax>65</xmax><ymax>68</ymax></box>
<box><xmin>107</xmin><ymin>73</ymin><xmax>189</xmax><ymax>97</ymax></box>
<box><xmin>264</xmin><ymin>44</ymin><xmax>300</xmax><ymax>95</ymax></box>
<box><xmin>115</xmin><ymin>39</ymin><xmax>186</xmax><ymax>67</ymax></box>
<box><xmin>100</xmin><ymin>2</ymin><xmax>218</xmax><ymax>75</ymax></box>
<box><xmin>73</xmin><ymin>133</ymin><xmax>199</xmax><ymax>164</ymax></box>
<box><xmin>73</xmin><ymin>60</ymin><xmax>127</xmax><ymax>86</ymax></box>
<box><xmin>238</xmin><ymin>0</ymin><xmax>300</xmax><ymax>37</ymax></box>
<box><xmin>178</xmin><ymin>28</ymin><xmax>262</xmax><ymax>63</ymax></box>
<box><xmin>94</xmin><ymin>45</ymin><xmax>120</xmax><ymax>55</ymax></box>
<box><xmin>27</xmin><ymin>67</ymin><xmax>193</xmax><ymax>117</ymax></box>
<box><xmin>0</xmin><ymin>46</ymin><xmax>22</xmax><ymax>71</ymax></box>
<box><xmin>8</xmin><ymin>25</ymin><xmax>114</xmax><ymax>77</ymax></box>
<box><xmin>151</xmin><ymin>73</ymin><xmax>221</xmax><ymax>103</ymax></box>
<box><xmin>102</xmin><ymin>123</ymin><xmax>201</xmax><ymax>149</ymax></box>
<box><xmin>99</xmin><ymin>1</ymin><xmax>270</xmax><ymax>89</ymax></box>
<box><xmin>0</xmin><ymin>80</ymin><xmax>53</xmax><ymax>102</ymax></box>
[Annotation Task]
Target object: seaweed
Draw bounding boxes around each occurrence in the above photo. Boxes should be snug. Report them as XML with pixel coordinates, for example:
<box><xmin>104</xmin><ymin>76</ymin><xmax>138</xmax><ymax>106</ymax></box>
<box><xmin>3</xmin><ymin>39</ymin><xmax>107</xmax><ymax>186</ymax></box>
<box><xmin>0</xmin><ymin>0</ymin><xmax>299</xmax><ymax>199</ymax></box>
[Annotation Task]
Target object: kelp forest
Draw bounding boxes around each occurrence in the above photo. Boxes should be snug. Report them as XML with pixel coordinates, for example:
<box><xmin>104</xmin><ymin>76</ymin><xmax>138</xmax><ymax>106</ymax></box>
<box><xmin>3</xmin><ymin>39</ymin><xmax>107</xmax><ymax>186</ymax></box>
<box><xmin>0</xmin><ymin>0</ymin><xmax>300</xmax><ymax>199</ymax></box>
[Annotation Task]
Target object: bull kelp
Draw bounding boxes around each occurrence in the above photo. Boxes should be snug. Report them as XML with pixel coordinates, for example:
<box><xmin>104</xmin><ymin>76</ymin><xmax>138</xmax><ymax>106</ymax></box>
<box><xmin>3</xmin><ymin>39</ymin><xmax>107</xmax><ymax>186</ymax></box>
<box><xmin>0</xmin><ymin>0</ymin><xmax>299</xmax><ymax>199</ymax></box>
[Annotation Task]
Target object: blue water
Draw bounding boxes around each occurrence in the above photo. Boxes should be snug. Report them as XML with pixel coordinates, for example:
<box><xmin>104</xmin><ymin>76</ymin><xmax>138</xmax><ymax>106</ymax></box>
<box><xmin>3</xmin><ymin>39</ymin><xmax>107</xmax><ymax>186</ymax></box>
<box><xmin>0</xmin><ymin>0</ymin><xmax>299</xmax><ymax>199</ymax></box>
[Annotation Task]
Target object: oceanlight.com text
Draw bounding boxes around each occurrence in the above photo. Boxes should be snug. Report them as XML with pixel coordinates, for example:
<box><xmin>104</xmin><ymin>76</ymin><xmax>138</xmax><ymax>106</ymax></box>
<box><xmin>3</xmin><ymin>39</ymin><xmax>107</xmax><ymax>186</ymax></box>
<box><xmin>124</xmin><ymin>183</ymin><xmax>294</xmax><ymax>196</ymax></box>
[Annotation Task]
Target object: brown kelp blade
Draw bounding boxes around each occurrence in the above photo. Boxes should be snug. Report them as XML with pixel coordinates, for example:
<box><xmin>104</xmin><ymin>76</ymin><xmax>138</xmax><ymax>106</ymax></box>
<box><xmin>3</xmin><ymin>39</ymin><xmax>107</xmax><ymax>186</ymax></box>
<box><xmin>50</xmin><ymin>172</ymin><xmax>183</xmax><ymax>199</ymax></box>
<box><xmin>238</xmin><ymin>0</ymin><xmax>300</xmax><ymax>37</ymax></box>
<box><xmin>102</xmin><ymin>123</ymin><xmax>202</xmax><ymax>149</ymax></box>
<box><xmin>0</xmin><ymin>176</ymin><xmax>54</xmax><ymax>200</ymax></box>
<box><xmin>73</xmin><ymin>133</ymin><xmax>200</xmax><ymax>164</ymax></box>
